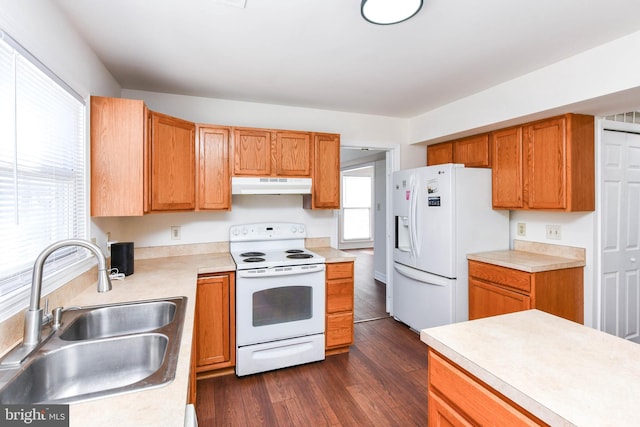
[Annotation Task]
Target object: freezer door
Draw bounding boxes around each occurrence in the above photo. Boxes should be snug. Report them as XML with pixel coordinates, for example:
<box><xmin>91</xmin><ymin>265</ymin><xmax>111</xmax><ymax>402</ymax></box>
<box><xmin>392</xmin><ymin>262</ymin><xmax>454</xmax><ymax>331</ymax></box>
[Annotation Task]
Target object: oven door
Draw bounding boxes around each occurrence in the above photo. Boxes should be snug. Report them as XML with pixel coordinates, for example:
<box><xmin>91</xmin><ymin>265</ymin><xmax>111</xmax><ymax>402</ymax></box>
<box><xmin>236</xmin><ymin>264</ymin><xmax>325</xmax><ymax>347</ymax></box>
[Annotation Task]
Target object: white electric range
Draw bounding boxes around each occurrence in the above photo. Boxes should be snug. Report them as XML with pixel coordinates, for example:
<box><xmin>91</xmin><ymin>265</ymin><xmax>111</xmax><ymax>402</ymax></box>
<box><xmin>229</xmin><ymin>222</ymin><xmax>326</xmax><ymax>376</ymax></box>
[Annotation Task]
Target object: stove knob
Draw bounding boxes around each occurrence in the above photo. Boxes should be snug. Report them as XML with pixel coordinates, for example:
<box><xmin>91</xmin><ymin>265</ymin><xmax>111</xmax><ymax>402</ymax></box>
<box><xmin>241</xmin><ymin>227</ymin><xmax>248</xmax><ymax>235</ymax></box>
<box><xmin>298</xmin><ymin>225</ymin><xmax>305</xmax><ymax>233</ymax></box>
<box><xmin>231</xmin><ymin>228</ymin><xmax>239</xmax><ymax>236</ymax></box>
<box><xmin>291</xmin><ymin>226</ymin><xmax>297</xmax><ymax>233</ymax></box>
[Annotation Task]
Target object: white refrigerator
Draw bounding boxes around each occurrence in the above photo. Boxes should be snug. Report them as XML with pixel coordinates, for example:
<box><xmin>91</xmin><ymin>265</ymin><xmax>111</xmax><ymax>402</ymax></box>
<box><xmin>392</xmin><ymin>164</ymin><xmax>509</xmax><ymax>331</ymax></box>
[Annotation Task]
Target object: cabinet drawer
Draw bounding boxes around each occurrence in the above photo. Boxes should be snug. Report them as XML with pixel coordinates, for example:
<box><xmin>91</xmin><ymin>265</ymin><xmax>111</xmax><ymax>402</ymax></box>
<box><xmin>468</xmin><ymin>260</ymin><xmax>531</xmax><ymax>293</ymax></box>
<box><xmin>326</xmin><ymin>278</ymin><xmax>354</xmax><ymax>313</ymax></box>
<box><xmin>428</xmin><ymin>350</ymin><xmax>543</xmax><ymax>426</ymax></box>
<box><xmin>326</xmin><ymin>312</ymin><xmax>354</xmax><ymax>348</ymax></box>
<box><xmin>326</xmin><ymin>262</ymin><xmax>353</xmax><ymax>280</ymax></box>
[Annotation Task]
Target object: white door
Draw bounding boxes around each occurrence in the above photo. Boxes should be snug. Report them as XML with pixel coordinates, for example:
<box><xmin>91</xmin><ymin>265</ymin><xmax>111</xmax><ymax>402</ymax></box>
<box><xmin>602</xmin><ymin>128</ymin><xmax>640</xmax><ymax>343</ymax></box>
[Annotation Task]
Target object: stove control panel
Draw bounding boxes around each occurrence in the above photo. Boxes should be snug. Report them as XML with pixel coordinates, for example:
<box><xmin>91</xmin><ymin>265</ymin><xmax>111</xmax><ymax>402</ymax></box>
<box><xmin>229</xmin><ymin>222</ymin><xmax>307</xmax><ymax>242</ymax></box>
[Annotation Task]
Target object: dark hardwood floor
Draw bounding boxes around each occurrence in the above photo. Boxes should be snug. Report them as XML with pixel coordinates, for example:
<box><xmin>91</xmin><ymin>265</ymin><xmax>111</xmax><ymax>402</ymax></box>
<box><xmin>343</xmin><ymin>249</ymin><xmax>389</xmax><ymax>322</ymax></box>
<box><xmin>196</xmin><ymin>318</ymin><xmax>429</xmax><ymax>426</ymax></box>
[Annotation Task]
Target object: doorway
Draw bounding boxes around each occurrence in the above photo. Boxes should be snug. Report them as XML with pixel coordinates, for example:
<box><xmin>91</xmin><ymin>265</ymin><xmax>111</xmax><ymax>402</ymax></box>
<box><xmin>601</xmin><ymin>118</ymin><xmax>640</xmax><ymax>343</ymax></box>
<box><xmin>339</xmin><ymin>147</ymin><xmax>392</xmax><ymax>322</ymax></box>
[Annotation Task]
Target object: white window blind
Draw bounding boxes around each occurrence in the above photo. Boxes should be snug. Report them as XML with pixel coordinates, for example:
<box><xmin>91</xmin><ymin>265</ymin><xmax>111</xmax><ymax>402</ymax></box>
<box><xmin>0</xmin><ymin>30</ymin><xmax>87</xmax><ymax>300</ymax></box>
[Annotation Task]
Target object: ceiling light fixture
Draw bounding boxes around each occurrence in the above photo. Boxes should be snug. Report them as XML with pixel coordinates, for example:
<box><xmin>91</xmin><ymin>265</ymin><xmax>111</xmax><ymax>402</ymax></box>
<box><xmin>361</xmin><ymin>0</ymin><xmax>423</xmax><ymax>25</ymax></box>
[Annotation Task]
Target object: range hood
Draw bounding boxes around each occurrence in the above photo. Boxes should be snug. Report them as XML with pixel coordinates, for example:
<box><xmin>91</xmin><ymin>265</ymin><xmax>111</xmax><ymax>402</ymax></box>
<box><xmin>231</xmin><ymin>177</ymin><xmax>312</xmax><ymax>195</ymax></box>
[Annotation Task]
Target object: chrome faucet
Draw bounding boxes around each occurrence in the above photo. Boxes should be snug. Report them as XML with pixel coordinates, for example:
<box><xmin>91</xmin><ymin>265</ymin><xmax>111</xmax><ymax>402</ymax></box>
<box><xmin>22</xmin><ymin>239</ymin><xmax>112</xmax><ymax>346</ymax></box>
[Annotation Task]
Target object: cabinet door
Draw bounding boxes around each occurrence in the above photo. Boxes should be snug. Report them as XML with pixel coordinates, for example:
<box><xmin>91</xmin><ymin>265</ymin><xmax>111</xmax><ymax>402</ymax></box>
<box><xmin>524</xmin><ymin>117</ymin><xmax>566</xmax><ymax>209</ymax></box>
<box><xmin>197</xmin><ymin>125</ymin><xmax>231</xmax><ymax>210</ymax></box>
<box><xmin>427</xmin><ymin>142</ymin><xmax>453</xmax><ymax>166</ymax></box>
<box><xmin>428</xmin><ymin>391</ymin><xmax>474</xmax><ymax>427</ymax></box>
<box><xmin>232</xmin><ymin>128</ymin><xmax>272</xmax><ymax>176</ymax></box>
<box><xmin>196</xmin><ymin>274</ymin><xmax>234</xmax><ymax>368</ymax></box>
<box><xmin>454</xmin><ymin>134</ymin><xmax>490</xmax><ymax>168</ymax></box>
<box><xmin>469</xmin><ymin>278</ymin><xmax>530</xmax><ymax>320</ymax></box>
<box><xmin>90</xmin><ymin>96</ymin><xmax>148</xmax><ymax>216</ymax></box>
<box><xmin>275</xmin><ymin>131</ymin><xmax>312</xmax><ymax>176</ymax></box>
<box><xmin>150</xmin><ymin>112</ymin><xmax>196</xmax><ymax>211</ymax></box>
<box><xmin>310</xmin><ymin>133</ymin><xmax>341</xmax><ymax>209</ymax></box>
<box><xmin>492</xmin><ymin>127</ymin><xmax>523</xmax><ymax>209</ymax></box>
<box><xmin>326</xmin><ymin>312</ymin><xmax>354</xmax><ymax>348</ymax></box>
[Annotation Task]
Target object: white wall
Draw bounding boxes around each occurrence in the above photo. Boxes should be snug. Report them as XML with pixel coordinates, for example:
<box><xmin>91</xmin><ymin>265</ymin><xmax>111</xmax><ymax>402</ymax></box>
<box><xmin>98</xmin><ymin>90</ymin><xmax>410</xmax><ymax>249</ymax></box>
<box><xmin>0</xmin><ymin>1</ymin><xmax>120</xmax><ymax>100</ymax></box>
<box><xmin>408</xmin><ymin>30</ymin><xmax>640</xmax><ymax>145</ymax></box>
<box><xmin>509</xmin><ymin>211</ymin><xmax>597</xmax><ymax>327</ymax></box>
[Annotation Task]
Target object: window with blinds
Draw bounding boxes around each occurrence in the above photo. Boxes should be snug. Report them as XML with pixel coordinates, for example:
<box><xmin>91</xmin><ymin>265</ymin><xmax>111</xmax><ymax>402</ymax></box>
<box><xmin>0</xmin><ymin>30</ymin><xmax>87</xmax><ymax>308</ymax></box>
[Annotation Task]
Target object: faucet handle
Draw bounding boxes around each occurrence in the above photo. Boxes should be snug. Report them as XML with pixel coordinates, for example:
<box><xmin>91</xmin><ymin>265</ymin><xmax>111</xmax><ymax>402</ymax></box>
<box><xmin>41</xmin><ymin>298</ymin><xmax>52</xmax><ymax>326</ymax></box>
<box><xmin>52</xmin><ymin>307</ymin><xmax>63</xmax><ymax>329</ymax></box>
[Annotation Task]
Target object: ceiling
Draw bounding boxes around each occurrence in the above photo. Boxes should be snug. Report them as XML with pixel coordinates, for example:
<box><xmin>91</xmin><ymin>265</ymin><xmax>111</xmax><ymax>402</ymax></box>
<box><xmin>53</xmin><ymin>0</ymin><xmax>640</xmax><ymax>118</ymax></box>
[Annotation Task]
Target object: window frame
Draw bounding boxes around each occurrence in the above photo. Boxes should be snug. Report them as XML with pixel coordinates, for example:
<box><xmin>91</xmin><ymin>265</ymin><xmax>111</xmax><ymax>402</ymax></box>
<box><xmin>0</xmin><ymin>29</ymin><xmax>93</xmax><ymax>323</ymax></box>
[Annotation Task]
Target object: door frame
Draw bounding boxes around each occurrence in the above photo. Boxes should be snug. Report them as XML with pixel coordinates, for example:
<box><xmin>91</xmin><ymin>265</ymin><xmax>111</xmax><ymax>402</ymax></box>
<box><xmin>339</xmin><ymin>145</ymin><xmax>400</xmax><ymax>314</ymax></box>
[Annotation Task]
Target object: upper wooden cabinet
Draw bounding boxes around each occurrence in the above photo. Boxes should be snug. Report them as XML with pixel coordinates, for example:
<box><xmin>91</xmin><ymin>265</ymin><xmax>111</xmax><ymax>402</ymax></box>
<box><xmin>197</xmin><ymin>125</ymin><xmax>231</xmax><ymax>211</ymax></box>
<box><xmin>232</xmin><ymin>128</ymin><xmax>312</xmax><ymax>177</ymax></box>
<box><xmin>491</xmin><ymin>114</ymin><xmax>594</xmax><ymax>211</ymax></box>
<box><xmin>492</xmin><ymin>126</ymin><xmax>524</xmax><ymax>209</ymax></box>
<box><xmin>426</xmin><ymin>141</ymin><xmax>453</xmax><ymax>166</ymax></box>
<box><xmin>454</xmin><ymin>134</ymin><xmax>491</xmax><ymax>167</ymax></box>
<box><xmin>304</xmin><ymin>133</ymin><xmax>341</xmax><ymax>209</ymax></box>
<box><xmin>232</xmin><ymin>128</ymin><xmax>272</xmax><ymax>176</ymax></box>
<box><xmin>275</xmin><ymin>131</ymin><xmax>312</xmax><ymax>176</ymax></box>
<box><xmin>150</xmin><ymin>112</ymin><xmax>196</xmax><ymax>211</ymax></box>
<box><xmin>90</xmin><ymin>96</ymin><xmax>150</xmax><ymax>217</ymax></box>
<box><xmin>427</xmin><ymin>134</ymin><xmax>491</xmax><ymax>168</ymax></box>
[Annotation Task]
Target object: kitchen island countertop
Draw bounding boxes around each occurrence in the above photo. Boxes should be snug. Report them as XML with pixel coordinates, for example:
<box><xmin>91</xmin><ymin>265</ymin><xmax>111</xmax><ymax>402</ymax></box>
<box><xmin>421</xmin><ymin>310</ymin><xmax>640</xmax><ymax>426</ymax></box>
<box><xmin>67</xmin><ymin>252</ymin><xmax>234</xmax><ymax>427</ymax></box>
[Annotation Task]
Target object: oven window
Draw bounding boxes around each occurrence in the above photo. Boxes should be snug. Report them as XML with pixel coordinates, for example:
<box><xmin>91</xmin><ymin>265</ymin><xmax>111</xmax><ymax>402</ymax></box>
<box><xmin>252</xmin><ymin>286</ymin><xmax>313</xmax><ymax>326</ymax></box>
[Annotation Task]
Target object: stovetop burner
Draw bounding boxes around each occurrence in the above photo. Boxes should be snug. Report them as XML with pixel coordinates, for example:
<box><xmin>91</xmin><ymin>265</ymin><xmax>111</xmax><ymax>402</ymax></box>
<box><xmin>240</xmin><ymin>251</ymin><xmax>266</xmax><ymax>257</ymax></box>
<box><xmin>287</xmin><ymin>253</ymin><xmax>314</xmax><ymax>259</ymax></box>
<box><xmin>229</xmin><ymin>222</ymin><xmax>325</xmax><ymax>270</ymax></box>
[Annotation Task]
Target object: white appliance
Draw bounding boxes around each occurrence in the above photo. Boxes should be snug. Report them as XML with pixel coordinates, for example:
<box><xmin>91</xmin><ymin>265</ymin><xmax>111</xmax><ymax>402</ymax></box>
<box><xmin>392</xmin><ymin>164</ymin><xmax>509</xmax><ymax>331</ymax></box>
<box><xmin>230</xmin><ymin>222</ymin><xmax>326</xmax><ymax>376</ymax></box>
<box><xmin>231</xmin><ymin>176</ymin><xmax>312</xmax><ymax>194</ymax></box>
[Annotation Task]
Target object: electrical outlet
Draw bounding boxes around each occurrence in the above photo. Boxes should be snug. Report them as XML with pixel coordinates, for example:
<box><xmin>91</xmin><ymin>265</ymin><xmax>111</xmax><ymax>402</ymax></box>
<box><xmin>171</xmin><ymin>226</ymin><xmax>181</xmax><ymax>240</ymax></box>
<box><xmin>546</xmin><ymin>224</ymin><xmax>561</xmax><ymax>240</ymax></box>
<box><xmin>517</xmin><ymin>223</ymin><xmax>526</xmax><ymax>236</ymax></box>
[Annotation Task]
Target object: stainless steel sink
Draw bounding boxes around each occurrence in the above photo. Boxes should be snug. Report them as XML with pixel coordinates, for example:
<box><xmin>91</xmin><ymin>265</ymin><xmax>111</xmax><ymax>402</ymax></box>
<box><xmin>0</xmin><ymin>297</ymin><xmax>187</xmax><ymax>404</ymax></box>
<box><xmin>0</xmin><ymin>334</ymin><xmax>169</xmax><ymax>404</ymax></box>
<box><xmin>60</xmin><ymin>300</ymin><xmax>177</xmax><ymax>340</ymax></box>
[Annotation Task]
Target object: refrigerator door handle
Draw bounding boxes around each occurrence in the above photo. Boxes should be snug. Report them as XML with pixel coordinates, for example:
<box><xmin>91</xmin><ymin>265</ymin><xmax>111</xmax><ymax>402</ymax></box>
<box><xmin>408</xmin><ymin>179</ymin><xmax>418</xmax><ymax>257</ymax></box>
<box><xmin>393</xmin><ymin>263</ymin><xmax>448</xmax><ymax>287</ymax></box>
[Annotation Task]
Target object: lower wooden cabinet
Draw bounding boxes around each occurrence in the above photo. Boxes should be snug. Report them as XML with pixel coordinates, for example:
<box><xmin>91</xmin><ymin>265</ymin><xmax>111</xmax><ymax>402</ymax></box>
<box><xmin>428</xmin><ymin>349</ymin><xmax>546</xmax><ymax>426</ymax></box>
<box><xmin>468</xmin><ymin>260</ymin><xmax>583</xmax><ymax>323</ymax></box>
<box><xmin>325</xmin><ymin>262</ymin><xmax>354</xmax><ymax>353</ymax></box>
<box><xmin>195</xmin><ymin>272</ymin><xmax>236</xmax><ymax>374</ymax></box>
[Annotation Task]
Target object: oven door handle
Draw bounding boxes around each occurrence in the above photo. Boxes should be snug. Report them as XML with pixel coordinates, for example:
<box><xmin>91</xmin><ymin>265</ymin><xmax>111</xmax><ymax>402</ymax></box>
<box><xmin>237</xmin><ymin>264</ymin><xmax>325</xmax><ymax>278</ymax></box>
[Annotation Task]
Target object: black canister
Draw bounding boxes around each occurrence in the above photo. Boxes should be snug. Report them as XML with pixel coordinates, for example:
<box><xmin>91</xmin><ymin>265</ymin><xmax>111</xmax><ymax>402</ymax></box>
<box><xmin>111</xmin><ymin>242</ymin><xmax>134</xmax><ymax>276</ymax></box>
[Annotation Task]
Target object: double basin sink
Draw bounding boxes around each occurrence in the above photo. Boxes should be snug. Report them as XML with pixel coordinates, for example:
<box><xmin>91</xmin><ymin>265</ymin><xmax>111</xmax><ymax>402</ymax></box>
<box><xmin>0</xmin><ymin>297</ymin><xmax>187</xmax><ymax>404</ymax></box>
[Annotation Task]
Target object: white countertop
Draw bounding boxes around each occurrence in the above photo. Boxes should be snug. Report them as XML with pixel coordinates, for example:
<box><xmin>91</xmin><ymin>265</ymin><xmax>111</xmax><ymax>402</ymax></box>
<box><xmin>420</xmin><ymin>310</ymin><xmax>640</xmax><ymax>427</ymax></box>
<box><xmin>66</xmin><ymin>252</ymin><xmax>234</xmax><ymax>427</ymax></box>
